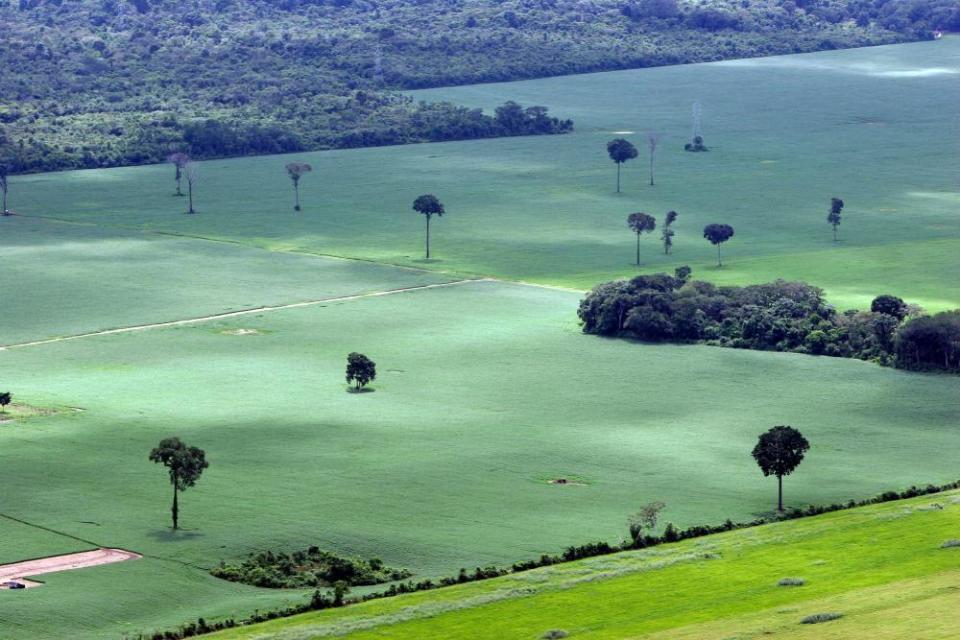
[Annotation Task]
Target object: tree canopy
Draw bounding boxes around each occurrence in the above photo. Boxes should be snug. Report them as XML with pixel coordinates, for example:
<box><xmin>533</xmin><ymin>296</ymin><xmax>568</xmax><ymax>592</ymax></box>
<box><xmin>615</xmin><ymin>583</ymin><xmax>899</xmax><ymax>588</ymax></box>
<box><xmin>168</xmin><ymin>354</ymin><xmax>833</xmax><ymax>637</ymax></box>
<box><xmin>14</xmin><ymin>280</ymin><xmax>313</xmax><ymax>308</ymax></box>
<box><xmin>149</xmin><ymin>437</ymin><xmax>209</xmax><ymax>530</ymax></box>
<box><xmin>751</xmin><ymin>425</ymin><xmax>810</xmax><ymax>511</ymax></box>
<box><xmin>703</xmin><ymin>223</ymin><xmax>735</xmax><ymax>266</ymax></box>
<box><xmin>346</xmin><ymin>352</ymin><xmax>377</xmax><ymax>391</ymax></box>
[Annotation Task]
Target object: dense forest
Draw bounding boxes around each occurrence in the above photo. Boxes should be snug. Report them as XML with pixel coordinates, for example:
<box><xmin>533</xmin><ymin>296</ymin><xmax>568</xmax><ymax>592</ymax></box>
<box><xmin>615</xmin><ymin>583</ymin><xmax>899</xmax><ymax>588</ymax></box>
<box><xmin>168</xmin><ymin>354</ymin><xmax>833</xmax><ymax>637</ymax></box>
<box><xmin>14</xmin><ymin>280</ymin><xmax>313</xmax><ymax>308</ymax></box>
<box><xmin>2</xmin><ymin>0</ymin><xmax>957</xmax><ymax>172</ymax></box>
<box><xmin>578</xmin><ymin>272</ymin><xmax>960</xmax><ymax>373</ymax></box>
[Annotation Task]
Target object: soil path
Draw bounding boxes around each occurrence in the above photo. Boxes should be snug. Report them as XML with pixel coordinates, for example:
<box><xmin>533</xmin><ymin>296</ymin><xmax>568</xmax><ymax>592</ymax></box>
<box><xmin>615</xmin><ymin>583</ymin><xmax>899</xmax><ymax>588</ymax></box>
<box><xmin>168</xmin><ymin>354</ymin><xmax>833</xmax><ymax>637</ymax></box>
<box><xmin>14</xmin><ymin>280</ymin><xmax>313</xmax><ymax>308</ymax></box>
<box><xmin>0</xmin><ymin>548</ymin><xmax>141</xmax><ymax>588</ymax></box>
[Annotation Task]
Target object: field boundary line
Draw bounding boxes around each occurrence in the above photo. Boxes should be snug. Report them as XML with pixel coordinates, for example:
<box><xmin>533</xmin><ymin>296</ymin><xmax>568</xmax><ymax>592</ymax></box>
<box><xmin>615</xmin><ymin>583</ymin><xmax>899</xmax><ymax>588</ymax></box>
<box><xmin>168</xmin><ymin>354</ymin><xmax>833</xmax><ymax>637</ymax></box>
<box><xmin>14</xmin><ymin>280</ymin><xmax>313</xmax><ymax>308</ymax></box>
<box><xmin>0</xmin><ymin>279</ymin><xmax>484</xmax><ymax>350</ymax></box>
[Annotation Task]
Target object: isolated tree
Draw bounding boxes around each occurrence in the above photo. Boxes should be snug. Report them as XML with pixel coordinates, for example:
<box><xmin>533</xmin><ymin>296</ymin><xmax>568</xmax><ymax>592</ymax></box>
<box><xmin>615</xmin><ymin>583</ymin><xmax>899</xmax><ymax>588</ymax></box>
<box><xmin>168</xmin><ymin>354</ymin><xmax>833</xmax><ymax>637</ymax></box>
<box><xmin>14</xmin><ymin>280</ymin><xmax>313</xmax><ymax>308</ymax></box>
<box><xmin>607</xmin><ymin>138</ymin><xmax>638</xmax><ymax>193</ymax></box>
<box><xmin>412</xmin><ymin>194</ymin><xmax>444</xmax><ymax>259</ymax></box>
<box><xmin>0</xmin><ymin>164</ymin><xmax>9</xmax><ymax>215</ymax></box>
<box><xmin>871</xmin><ymin>294</ymin><xmax>907</xmax><ymax>320</ymax></box>
<box><xmin>628</xmin><ymin>500</ymin><xmax>665</xmax><ymax>545</ymax></box>
<box><xmin>662</xmin><ymin>210</ymin><xmax>677</xmax><ymax>254</ymax></box>
<box><xmin>167</xmin><ymin>152</ymin><xmax>190</xmax><ymax>197</ymax></box>
<box><xmin>751</xmin><ymin>426</ymin><xmax>809</xmax><ymax>512</ymax></box>
<box><xmin>674</xmin><ymin>265</ymin><xmax>692</xmax><ymax>282</ymax></box>
<box><xmin>0</xmin><ymin>392</ymin><xmax>11</xmax><ymax>413</ymax></box>
<box><xmin>703</xmin><ymin>223</ymin><xmax>735</xmax><ymax>267</ymax></box>
<box><xmin>149</xmin><ymin>437</ymin><xmax>209</xmax><ymax>530</ymax></box>
<box><xmin>646</xmin><ymin>131</ymin><xmax>661</xmax><ymax>186</ymax></box>
<box><xmin>185</xmin><ymin>161</ymin><xmax>198</xmax><ymax>214</ymax></box>
<box><xmin>827</xmin><ymin>197</ymin><xmax>844</xmax><ymax>241</ymax></box>
<box><xmin>285</xmin><ymin>162</ymin><xmax>312</xmax><ymax>211</ymax></box>
<box><xmin>345</xmin><ymin>352</ymin><xmax>376</xmax><ymax>391</ymax></box>
<box><xmin>627</xmin><ymin>212</ymin><xmax>656</xmax><ymax>265</ymax></box>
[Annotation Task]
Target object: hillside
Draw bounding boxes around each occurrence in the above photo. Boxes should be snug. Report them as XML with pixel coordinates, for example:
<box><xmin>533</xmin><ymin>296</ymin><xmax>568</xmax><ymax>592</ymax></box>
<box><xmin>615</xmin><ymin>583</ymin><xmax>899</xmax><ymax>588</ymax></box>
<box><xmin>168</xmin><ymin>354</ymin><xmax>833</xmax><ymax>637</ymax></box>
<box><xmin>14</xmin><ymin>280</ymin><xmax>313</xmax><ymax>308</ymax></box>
<box><xmin>3</xmin><ymin>0</ymin><xmax>957</xmax><ymax>172</ymax></box>
<box><xmin>206</xmin><ymin>488</ymin><xmax>960</xmax><ymax>639</ymax></box>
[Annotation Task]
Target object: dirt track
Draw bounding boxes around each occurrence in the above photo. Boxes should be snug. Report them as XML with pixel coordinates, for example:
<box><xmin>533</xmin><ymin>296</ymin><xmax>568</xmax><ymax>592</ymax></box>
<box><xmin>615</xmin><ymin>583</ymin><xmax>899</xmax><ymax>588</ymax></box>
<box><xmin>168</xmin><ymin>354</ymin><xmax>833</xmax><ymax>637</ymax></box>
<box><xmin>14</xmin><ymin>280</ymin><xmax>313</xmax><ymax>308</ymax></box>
<box><xmin>0</xmin><ymin>548</ymin><xmax>141</xmax><ymax>588</ymax></box>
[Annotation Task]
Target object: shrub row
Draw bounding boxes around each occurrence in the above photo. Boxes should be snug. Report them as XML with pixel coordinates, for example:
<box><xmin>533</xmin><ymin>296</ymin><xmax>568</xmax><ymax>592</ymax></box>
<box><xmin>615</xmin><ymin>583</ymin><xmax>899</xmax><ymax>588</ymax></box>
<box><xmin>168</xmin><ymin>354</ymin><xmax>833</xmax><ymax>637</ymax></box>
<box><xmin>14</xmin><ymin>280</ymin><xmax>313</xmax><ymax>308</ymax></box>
<box><xmin>137</xmin><ymin>479</ymin><xmax>960</xmax><ymax>639</ymax></box>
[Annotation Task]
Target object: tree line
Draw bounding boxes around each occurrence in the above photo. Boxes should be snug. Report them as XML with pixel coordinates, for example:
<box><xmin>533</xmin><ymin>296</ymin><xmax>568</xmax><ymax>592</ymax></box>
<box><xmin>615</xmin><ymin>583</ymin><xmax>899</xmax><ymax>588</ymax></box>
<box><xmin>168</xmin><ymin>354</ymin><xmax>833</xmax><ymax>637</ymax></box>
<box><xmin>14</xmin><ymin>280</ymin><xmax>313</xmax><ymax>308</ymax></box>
<box><xmin>578</xmin><ymin>271</ymin><xmax>960</xmax><ymax>373</ymax></box>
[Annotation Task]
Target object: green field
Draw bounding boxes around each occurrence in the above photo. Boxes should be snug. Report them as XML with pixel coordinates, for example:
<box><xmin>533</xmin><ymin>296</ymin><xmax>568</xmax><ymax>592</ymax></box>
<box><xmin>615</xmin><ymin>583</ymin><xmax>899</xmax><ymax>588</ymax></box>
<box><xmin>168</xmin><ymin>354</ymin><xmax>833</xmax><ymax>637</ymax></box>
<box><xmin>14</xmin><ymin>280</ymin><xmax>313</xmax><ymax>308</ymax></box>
<box><xmin>8</xmin><ymin>39</ymin><xmax>960</xmax><ymax>312</ymax></box>
<box><xmin>1</xmin><ymin>39</ymin><xmax>959</xmax><ymax>639</ymax></box>
<box><xmin>208</xmin><ymin>489</ymin><xmax>960</xmax><ymax>640</ymax></box>
<box><xmin>2</xmin><ymin>280</ymin><xmax>959</xmax><ymax>638</ymax></box>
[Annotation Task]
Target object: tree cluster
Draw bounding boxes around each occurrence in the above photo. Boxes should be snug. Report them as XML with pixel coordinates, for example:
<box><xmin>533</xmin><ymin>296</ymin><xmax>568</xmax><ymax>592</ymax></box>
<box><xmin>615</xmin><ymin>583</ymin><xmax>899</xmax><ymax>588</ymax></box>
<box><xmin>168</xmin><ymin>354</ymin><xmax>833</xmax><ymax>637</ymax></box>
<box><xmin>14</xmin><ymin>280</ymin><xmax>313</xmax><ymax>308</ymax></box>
<box><xmin>578</xmin><ymin>274</ymin><xmax>960</xmax><ymax>373</ymax></box>
<box><xmin>211</xmin><ymin>547</ymin><xmax>411</xmax><ymax>589</ymax></box>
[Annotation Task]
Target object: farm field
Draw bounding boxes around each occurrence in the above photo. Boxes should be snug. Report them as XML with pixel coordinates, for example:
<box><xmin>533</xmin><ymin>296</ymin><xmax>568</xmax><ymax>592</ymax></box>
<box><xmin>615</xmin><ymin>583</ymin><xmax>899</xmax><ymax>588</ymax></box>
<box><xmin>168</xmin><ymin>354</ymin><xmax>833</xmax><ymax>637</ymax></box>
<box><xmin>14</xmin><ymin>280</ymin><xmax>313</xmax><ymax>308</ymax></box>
<box><xmin>0</xmin><ymin>38</ymin><xmax>958</xmax><ymax>640</ymax></box>
<box><xmin>209</xmin><ymin>488</ymin><xmax>960</xmax><ymax>640</ymax></box>
<box><xmin>2</xmin><ymin>280</ymin><xmax>960</xmax><ymax>638</ymax></box>
<box><xmin>7</xmin><ymin>38</ymin><xmax>960</xmax><ymax>312</ymax></box>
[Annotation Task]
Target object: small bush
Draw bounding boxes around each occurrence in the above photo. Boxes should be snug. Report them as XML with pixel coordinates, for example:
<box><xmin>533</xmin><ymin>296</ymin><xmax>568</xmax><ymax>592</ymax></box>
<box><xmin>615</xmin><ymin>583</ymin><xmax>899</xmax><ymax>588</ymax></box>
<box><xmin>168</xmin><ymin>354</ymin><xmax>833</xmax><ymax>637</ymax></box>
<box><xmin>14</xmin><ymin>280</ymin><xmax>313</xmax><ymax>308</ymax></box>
<box><xmin>541</xmin><ymin>631</ymin><xmax>568</xmax><ymax>640</ymax></box>
<box><xmin>777</xmin><ymin>577</ymin><xmax>805</xmax><ymax>586</ymax></box>
<box><xmin>801</xmin><ymin>612</ymin><xmax>843</xmax><ymax>624</ymax></box>
<box><xmin>940</xmin><ymin>539</ymin><xmax>960</xmax><ymax>549</ymax></box>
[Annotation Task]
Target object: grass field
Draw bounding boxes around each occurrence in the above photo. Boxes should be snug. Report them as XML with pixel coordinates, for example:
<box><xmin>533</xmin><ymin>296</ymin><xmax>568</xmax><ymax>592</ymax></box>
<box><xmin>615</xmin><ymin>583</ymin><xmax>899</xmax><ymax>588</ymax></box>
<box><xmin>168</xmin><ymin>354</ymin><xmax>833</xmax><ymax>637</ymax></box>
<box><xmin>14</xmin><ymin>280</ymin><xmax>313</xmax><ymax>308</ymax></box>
<box><xmin>0</xmin><ymin>38</ymin><xmax>958</xmax><ymax>639</ymax></box>
<box><xmin>2</xmin><ymin>280</ymin><xmax>959</xmax><ymax>638</ymax></box>
<box><xmin>207</xmin><ymin>489</ymin><xmax>960</xmax><ymax>640</ymax></box>
<box><xmin>7</xmin><ymin>38</ymin><xmax>960</xmax><ymax>312</ymax></box>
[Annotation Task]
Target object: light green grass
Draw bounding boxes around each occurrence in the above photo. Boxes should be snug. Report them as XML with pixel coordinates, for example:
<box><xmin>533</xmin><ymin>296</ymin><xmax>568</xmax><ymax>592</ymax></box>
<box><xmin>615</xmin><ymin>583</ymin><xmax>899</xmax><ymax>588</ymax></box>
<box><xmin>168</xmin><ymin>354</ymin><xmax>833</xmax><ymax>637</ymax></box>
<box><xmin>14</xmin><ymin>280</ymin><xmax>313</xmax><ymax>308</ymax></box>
<box><xmin>0</xmin><ymin>216</ymin><xmax>455</xmax><ymax>344</ymax></box>
<box><xmin>8</xmin><ymin>39</ymin><xmax>960</xmax><ymax>310</ymax></box>
<box><xmin>1</xmin><ymin>281</ymin><xmax>958</xmax><ymax>638</ymax></box>
<box><xmin>207</xmin><ymin>490</ymin><xmax>960</xmax><ymax>639</ymax></box>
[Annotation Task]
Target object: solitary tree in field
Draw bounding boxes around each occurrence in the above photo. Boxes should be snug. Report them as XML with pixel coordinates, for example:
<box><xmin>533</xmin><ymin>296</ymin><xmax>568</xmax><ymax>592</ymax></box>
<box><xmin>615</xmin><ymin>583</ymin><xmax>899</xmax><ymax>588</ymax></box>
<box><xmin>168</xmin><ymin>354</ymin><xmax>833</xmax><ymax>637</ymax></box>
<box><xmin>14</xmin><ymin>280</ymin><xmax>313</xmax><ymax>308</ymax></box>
<box><xmin>0</xmin><ymin>392</ymin><xmax>11</xmax><ymax>413</ymax></box>
<box><xmin>167</xmin><ymin>152</ymin><xmax>190</xmax><ymax>197</ymax></box>
<box><xmin>412</xmin><ymin>194</ymin><xmax>444</xmax><ymax>259</ymax></box>
<box><xmin>703</xmin><ymin>223</ymin><xmax>735</xmax><ymax>267</ymax></box>
<box><xmin>345</xmin><ymin>352</ymin><xmax>376</xmax><ymax>391</ymax></box>
<box><xmin>607</xmin><ymin>138</ymin><xmax>638</xmax><ymax>193</ymax></box>
<box><xmin>149</xmin><ymin>437</ymin><xmax>209</xmax><ymax>530</ymax></box>
<box><xmin>185</xmin><ymin>161</ymin><xmax>198</xmax><ymax>214</ymax></box>
<box><xmin>0</xmin><ymin>164</ymin><xmax>9</xmax><ymax>215</ymax></box>
<box><xmin>627</xmin><ymin>212</ymin><xmax>656</xmax><ymax>266</ymax></box>
<box><xmin>646</xmin><ymin>131</ymin><xmax>661</xmax><ymax>186</ymax></box>
<box><xmin>827</xmin><ymin>197</ymin><xmax>844</xmax><ymax>241</ymax></box>
<box><xmin>752</xmin><ymin>425</ymin><xmax>809</xmax><ymax>512</ymax></box>
<box><xmin>285</xmin><ymin>162</ymin><xmax>312</xmax><ymax>211</ymax></box>
<box><xmin>662</xmin><ymin>210</ymin><xmax>677</xmax><ymax>255</ymax></box>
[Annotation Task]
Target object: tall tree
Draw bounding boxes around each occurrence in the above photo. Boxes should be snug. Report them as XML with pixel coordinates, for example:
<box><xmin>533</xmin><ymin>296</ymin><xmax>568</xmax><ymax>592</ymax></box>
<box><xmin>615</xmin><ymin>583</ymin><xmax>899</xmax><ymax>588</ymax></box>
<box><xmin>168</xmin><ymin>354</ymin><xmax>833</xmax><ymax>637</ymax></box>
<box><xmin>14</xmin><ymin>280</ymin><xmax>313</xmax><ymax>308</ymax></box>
<box><xmin>827</xmin><ymin>197</ymin><xmax>844</xmax><ymax>241</ymax></box>
<box><xmin>0</xmin><ymin>163</ymin><xmax>9</xmax><ymax>215</ymax></box>
<box><xmin>412</xmin><ymin>194</ymin><xmax>444</xmax><ymax>259</ymax></box>
<box><xmin>185</xmin><ymin>161</ymin><xmax>198</xmax><ymax>214</ymax></box>
<box><xmin>662</xmin><ymin>210</ymin><xmax>677</xmax><ymax>254</ymax></box>
<box><xmin>285</xmin><ymin>162</ymin><xmax>312</xmax><ymax>211</ymax></box>
<box><xmin>345</xmin><ymin>352</ymin><xmax>377</xmax><ymax>391</ymax></box>
<box><xmin>607</xmin><ymin>138</ymin><xmax>638</xmax><ymax>193</ymax></box>
<box><xmin>627</xmin><ymin>212</ymin><xmax>656</xmax><ymax>266</ymax></box>
<box><xmin>752</xmin><ymin>426</ymin><xmax>809</xmax><ymax>512</ymax></box>
<box><xmin>167</xmin><ymin>152</ymin><xmax>190</xmax><ymax>197</ymax></box>
<box><xmin>646</xmin><ymin>131</ymin><xmax>661</xmax><ymax>186</ymax></box>
<box><xmin>149</xmin><ymin>437</ymin><xmax>209</xmax><ymax>530</ymax></box>
<box><xmin>0</xmin><ymin>392</ymin><xmax>11</xmax><ymax>413</ymax></box>
<box><xmin>703</xmin><ymin>223</ymin><xmax>735</xmax><ymax>267</ymax></box>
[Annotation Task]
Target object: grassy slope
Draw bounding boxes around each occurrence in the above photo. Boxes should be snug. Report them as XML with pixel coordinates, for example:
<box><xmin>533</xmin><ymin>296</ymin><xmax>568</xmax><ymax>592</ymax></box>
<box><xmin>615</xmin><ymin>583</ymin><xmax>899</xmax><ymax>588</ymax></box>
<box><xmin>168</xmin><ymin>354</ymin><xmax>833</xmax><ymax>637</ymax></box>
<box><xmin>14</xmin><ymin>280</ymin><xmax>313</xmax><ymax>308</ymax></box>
<box><xmin>209</xmin><ymin>490</ymin><xmax>960</xmax><ymax>639</ymax></box>
<box><xmin>8</xmin><ymin>39</ymin><xmax>960</xmax><ymax>311</ymax></box>
<box><xmin>1</xmin><ymin>280</ymin><xmax>959</xmax><ymax>638</ymax></box>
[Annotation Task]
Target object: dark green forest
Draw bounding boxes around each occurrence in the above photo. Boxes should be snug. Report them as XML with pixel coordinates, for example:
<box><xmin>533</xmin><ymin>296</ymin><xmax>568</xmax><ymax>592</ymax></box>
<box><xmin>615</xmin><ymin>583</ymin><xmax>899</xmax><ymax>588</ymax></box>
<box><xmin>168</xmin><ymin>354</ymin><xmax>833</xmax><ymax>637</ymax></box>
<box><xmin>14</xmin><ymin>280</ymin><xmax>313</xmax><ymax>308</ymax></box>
<box><xmin>2</xmin><ymin>0</ymin><xmax>956</xmax><ymax>172</ymax></box>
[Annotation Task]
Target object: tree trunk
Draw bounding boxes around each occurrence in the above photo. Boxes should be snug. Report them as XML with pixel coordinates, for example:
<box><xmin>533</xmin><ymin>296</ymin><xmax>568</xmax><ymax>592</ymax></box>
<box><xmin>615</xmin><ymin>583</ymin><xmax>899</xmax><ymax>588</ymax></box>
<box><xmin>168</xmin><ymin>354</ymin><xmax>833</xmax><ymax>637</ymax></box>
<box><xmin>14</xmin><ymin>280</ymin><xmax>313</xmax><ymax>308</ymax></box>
<box><xmin>649</xmin><ymin>150</ymin><xmax>654</xmax><ymax>186</ymax></box>
<box><xmin>833</xmin><ymin>225</ymin><xmax>837</xmax><ymax>242</ymax></box>
<box><xmin>188</xmin><ymin>182</ymin><xmax>194</xmax><ymax>214</ymax></box>
<box><xmin>636</xmin><ymin>233</ymin><xmax>640</xmax><ymax>266</ymax></box>
<box><xmin>294</xmin><ymin>182</ymin><xmax>301</xmax><ymax>211</ymax></box>
<box><xmin>717</xmin><ymin>244</ymin><xmax>722</xmax><ymax>267</ymax></box>
<box><xmin>777</xmin><ymin>474</ymin><xmax>783</xmax><ymax>512</ymax></box>
<box><xmin>425</xmin><ymin>215</ymin><xmax>431</xmax><ymax>259</ymax></box>
<box><xmin>616</xmin><ymin>163</ymin><xmax>621</xmax><ymax>193</ymax></box>
<box><xmin>175</xmin><ymin>167</ymin><xmax>182</xmax><ymax>196</ymax></box>
<box><xmin>2</xmin><ymin>185</ymin><xmax>7</xmax><ymax>213</ymax></box>
<box><xmin>172</xmin><ymin>481</ymin><xmax>179</xmax><ymax>530</ymax></box>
